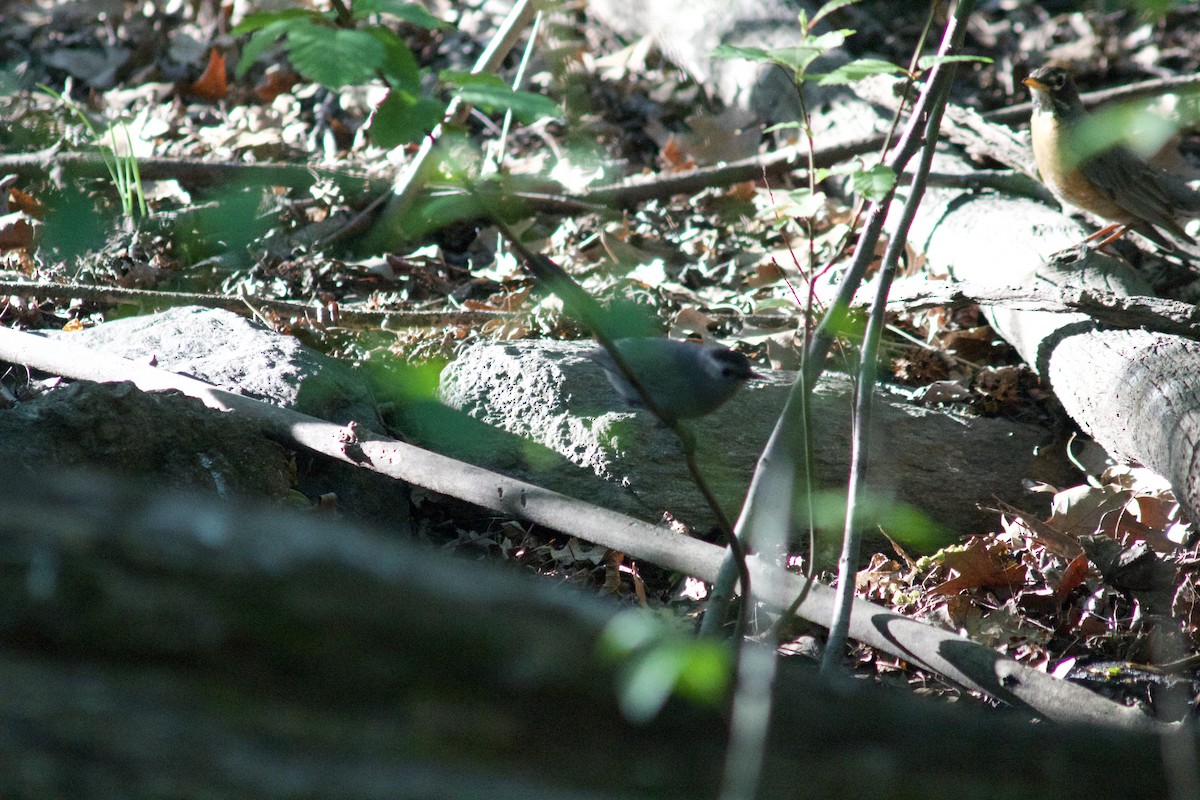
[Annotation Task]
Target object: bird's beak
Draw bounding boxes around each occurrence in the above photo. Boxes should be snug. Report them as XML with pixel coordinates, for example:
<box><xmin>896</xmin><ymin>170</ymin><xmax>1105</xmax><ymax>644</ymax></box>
<box><xmin>1022</xmin><ymin>76</ymin><xmax>1047</xmax><ymax>90</ymax></box>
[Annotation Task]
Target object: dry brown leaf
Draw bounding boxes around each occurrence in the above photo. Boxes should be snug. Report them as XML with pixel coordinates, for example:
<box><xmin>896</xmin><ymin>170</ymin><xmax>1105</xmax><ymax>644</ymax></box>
<box><xmin>939</xmin><ymin>325</ymin><xmax>998</xmax><ymax>362</ymax></box>
<box><xmin>0</xmin><ymin>212</ymin><xmax>38</xmax><ymax>251</ymax></box>
<box><xmin>930</xmin><ymin>538</ymin><xmax>1027</xmax><ymax>596</ymax></box>
<box><xmin>1110</xmin><ymin>504</ymin><xmax>1178</xmax><ymax>553</ymax></box>
<box><xmin>1048</xmin><ymin>484</ymin><xmax>1132</xmax><ymax>538</ymax></box>
<box><xmin>6</xmin><ymin>185</ymin><xmax>44</xmax><ymax>217</ymax></box>
<box><xmin>189</xmin><ymin>48</ymin><xmax>228</xmax><ymax>102</ymax></box>
<box><xmin>1054</xmin><ymin>552</ymin><xmax>1091</xmax><ymax>601</ymax></box>
<box><xmin>658</xmin><ymin>135</ymin><xmax>695</xmax><ymax>173</ymax></box>
<box><xmin>254</xmin><ymin>66</ymin><xmax>300</xmax><ymax>103</ymax></box>
<box><xmin>746</xmin><ymin>260</ymin><xmax>786</xmax><ymax>288</ymax></box>
<box><xmin>668</xmin><ymin>307</ymin><xmax>718</xmax><ymax>338</ymax></box>
<box><xmin>604</xmin><ymin>550</ymin><xmax>625</xmax><ymax>594</ymax></box>
<box><xmin>998</xmin><ymin>505</ymin><xmax>1084</xmax><ymax>560</ymax></box>
<box><xmin>724</xmin><ymin>181</ymin><xmax>758</xmax><ymax>201</ymax></box>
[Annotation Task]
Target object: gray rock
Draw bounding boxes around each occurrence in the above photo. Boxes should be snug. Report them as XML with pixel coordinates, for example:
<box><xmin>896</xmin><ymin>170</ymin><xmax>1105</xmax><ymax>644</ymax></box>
<box><xmin>33</xmin><ymin>307</ymin><xmax>409</xmax><ymax>532</ymax></box>
<box><xmin>54</xmin><ymin>305</ymin><xmax>383</xmax><ymax>430</ymax></box>
<box><xmin>441</xmin><ymin>340</ymin><xmax>1063</xmax><ymax>544</ymax></box>
<box><xmin>586</xmin><ymin>0</ymin><xmax>886</xmax><ymax>132</ymax></box>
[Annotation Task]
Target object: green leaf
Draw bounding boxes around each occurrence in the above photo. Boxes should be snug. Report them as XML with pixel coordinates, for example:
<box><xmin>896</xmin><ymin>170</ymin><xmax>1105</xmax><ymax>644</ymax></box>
<box><xmin>1134</xmin><ymin>0</ymin><xmax>1185</xmax><ymax>15</ymax></box>
<box><xmin>815</xmin><ymin>301</ymin><xmax>862</xmax><ymax>341</ymax></box>
<box><xmin>599</xmin><ymin>611</ymin><xmax>731</xmax><ymax>724</ymax></box>
<box><xmin>353</xmin><ymin>0</ymin><xmax>454</xmax><ymax>29</ymax></box>
<box><xmin>427</xmin><ymin>131</ymin><xmax>480</xmax><ymax>181</ymax></box>
<box><xmin>916</xmin><ymin>54</ymin><xmax>994</xmax><ymax>70</ymax></box>
<box><xmin>712</xmin><ymin>44</ymin><xmax>776</xmax><ymax>64</ymax></box>
<box><xmin>775</xmin><ymin>187</ymin><xmax>827</xmax><ymax>220</ymax></box>
<box><xmin>598</xmin><ymin>610</ymin><xmax>662</xmax><ymax>656</ymax></box>
<box><xmin>817</xmin><ymin>57</ymin><xmax>907</xmax><ymax>85</ymax></box>
<box><xmin>767</xmin><ymin>45</ymin><xmax>827</xmax><ymax>74</ymax></box>
<box><xmin>808</xmin><ymin>29</ymin><xmax>853</xmax><ymax>51</ymax></box>
<box><xmin>442</xmin><ymin>71</ymin><xmax>559</xmax><ymax>122</ymax></box>
<box><xmin>801</xmin><ymin>488</ymin><xmax>952</xmax><ymax>554</ymax></box>
<box><xmin>717</xmin><ymin>34</ymin><xmax>864</xmax><ymax>76</ymax></box>
<box><xmin>618</xmin><ymin>644</ymin><xmax>687</xmax><ymax>723</ymax></box>
<box><xmin>439</xmin><ymin>69</ymin><xmax>505</xmax><ymax>88</ymax></box>
<box><xmin>670</xmin><ymin>643</ymin><xmax>731</xmax><ymax>703</ymax></box>
<box><xmin>396</xmin><ymin>187</ymin><xmax>484</xmax><ymax>240</ymax></box>
<box><xmin>287</xmin><ymin>26</ymin><xmax>386</xmax><ymax>87</ymax></box>
<box><xmin>367</xmin><ymin>26</ymin><xmax>422</xmax><ymax>92</ymax></box>
<box><xmin>735</xmin><ymin>30</ymin><xmax>850</xmax><ymax>75</ymax></box>
<box><xmin>368</xmin><ymin>89</ymin><xmax>443</xmax><ymax>148</ymax></box>
<box><xmin>231</xmin><ymin>8</ymin><xmax>319</xmax><ymax>35</ymax></box>
<box><xmin>848</xmin><ymin>163</ymin><xmax>896</xmax><ymax>202</ymax></box>
<box><xmin>763</xmin><ymin>121</ymin><xmax>804</xmax><ymax>133</ymax></box>
<box><xmin>235</xmin><ymin>17</ymin><xmax>307</xmax><ymax>78</ymax></box>
<box><xmin>466</xmin><ymin>86</ymin><xmax>558</xmax><ymax>121</ymax></box>
<box><xmin>809</xmin><ymin>0</ymin><xmax>866</xmax><ymax>28</ymax></box>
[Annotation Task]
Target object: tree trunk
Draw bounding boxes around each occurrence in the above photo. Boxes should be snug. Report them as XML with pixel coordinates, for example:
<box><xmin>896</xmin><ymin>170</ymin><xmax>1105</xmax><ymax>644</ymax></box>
<box><xmin>909</xmin><ymin>164</ymin><xmax>1200</xmax><ymax>522</ymax></box>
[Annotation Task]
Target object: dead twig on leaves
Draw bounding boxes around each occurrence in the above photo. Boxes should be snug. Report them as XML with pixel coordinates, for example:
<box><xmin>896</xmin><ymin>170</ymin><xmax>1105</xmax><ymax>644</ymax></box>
<box><xmin>580</xmin><ymin>132</ymin><xmax>885</xmax><ymax>207</ymax></box>
<box><xmin>882</xmin><ymin>280</ymin><xmax>1200</xmax><ymax>340</ymax></box>
<box><xmin>0</xmin><ymin>150</ymin><xmax>381</xmax><ymax>195</ymax></box>
<box><xmin>0</xmin><ymin>280</ymin><xmax>508</xmax><ymax>329</ymax></box>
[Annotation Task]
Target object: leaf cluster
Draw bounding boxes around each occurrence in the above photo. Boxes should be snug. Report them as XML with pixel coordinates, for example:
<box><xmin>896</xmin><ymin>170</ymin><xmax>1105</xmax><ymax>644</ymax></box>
<box><xmin>715</xmin><ymin>0</ymin><xmax>992</xmax><ymax>205</ymax></box>
<box><xmin>233</xmin><ymin>1</ymin><xmax>558</xmax><ymax>148</ymax></box>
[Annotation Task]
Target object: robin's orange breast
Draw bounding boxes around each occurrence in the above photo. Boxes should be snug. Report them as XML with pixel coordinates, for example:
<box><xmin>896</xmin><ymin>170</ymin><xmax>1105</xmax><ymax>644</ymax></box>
<box><xmin>1030</xmin><ymin>109</ymin><xmax>1136</xmax><ymax>225</ymax></box>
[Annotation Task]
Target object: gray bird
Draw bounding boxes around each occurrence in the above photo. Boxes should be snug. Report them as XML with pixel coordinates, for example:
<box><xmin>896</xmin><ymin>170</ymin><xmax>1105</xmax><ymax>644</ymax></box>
<box><xmin>589</xmin><ymin>338</ymin><xmax>760</xmax><ymax>421</ymax></box>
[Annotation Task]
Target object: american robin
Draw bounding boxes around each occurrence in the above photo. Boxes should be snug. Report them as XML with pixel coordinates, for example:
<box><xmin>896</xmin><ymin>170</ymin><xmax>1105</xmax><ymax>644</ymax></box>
<box><xmin>1023</xmin><ymin>65</ymin><xmax>1200</xmax><ymax>249</ymax></box>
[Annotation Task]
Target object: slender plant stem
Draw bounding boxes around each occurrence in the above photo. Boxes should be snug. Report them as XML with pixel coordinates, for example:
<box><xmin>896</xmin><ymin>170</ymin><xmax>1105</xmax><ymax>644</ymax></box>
<box><xmin>721</xmin><ymin>3</ymin><xmax>971</xmax><ymax>642</ymax></box>
<box><xmin>820</xmin><ymin>0</ymin><xmax>975</xmax><ymax>675</ymax></box>
<box><xmin>495</xmin><ymin>10</ymin><xmax>543</xmax><ymax>166</ymax></box>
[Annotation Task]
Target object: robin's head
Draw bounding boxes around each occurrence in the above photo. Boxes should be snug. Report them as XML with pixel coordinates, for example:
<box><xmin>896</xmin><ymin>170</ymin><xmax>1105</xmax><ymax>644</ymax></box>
<box><xmin>1023</xmin><ymin>65</ymin><xmax>1084</xmax><ymax>117</ymax></box>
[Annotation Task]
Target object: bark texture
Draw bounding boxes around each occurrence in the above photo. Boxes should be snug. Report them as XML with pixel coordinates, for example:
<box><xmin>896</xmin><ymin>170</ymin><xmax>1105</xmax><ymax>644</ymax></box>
<box><xmin>0</xmin><ymin>471</ymin><xmax>1191</xmax><ymax>800</ymax></box>
<box><xmin>908</xmin><ymin>164</ymin><xmax>1200</xmax><ymax>522</ymax></box>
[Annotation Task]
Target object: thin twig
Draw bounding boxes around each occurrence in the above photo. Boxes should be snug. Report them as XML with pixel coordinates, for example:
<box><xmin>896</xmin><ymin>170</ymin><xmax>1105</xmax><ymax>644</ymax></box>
<box><xmin>0</xmin><ymin>279</ymin><xmax>508</xmax><ymax>327</ymax></box>
<box><xmin>580</xmin><ymin>132</ymin><xmax>885</xmax><ymax>207</ymax></box>
<box><xmin>0</xmin><ymin>149</ymin><xmax>379</xmax><ymax>194</ymax></box>
<box><xmin>986</xmin><ymin>72</ymin><xmax>1200</xmax><ymax>127</ymax></box>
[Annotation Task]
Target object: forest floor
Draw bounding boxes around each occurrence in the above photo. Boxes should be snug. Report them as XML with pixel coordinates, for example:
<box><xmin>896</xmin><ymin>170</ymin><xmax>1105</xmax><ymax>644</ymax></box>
<box><xmin>4</xmin><ymin>0</ymin><xmax>1200</xmax><ymax>716</ymax></box>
